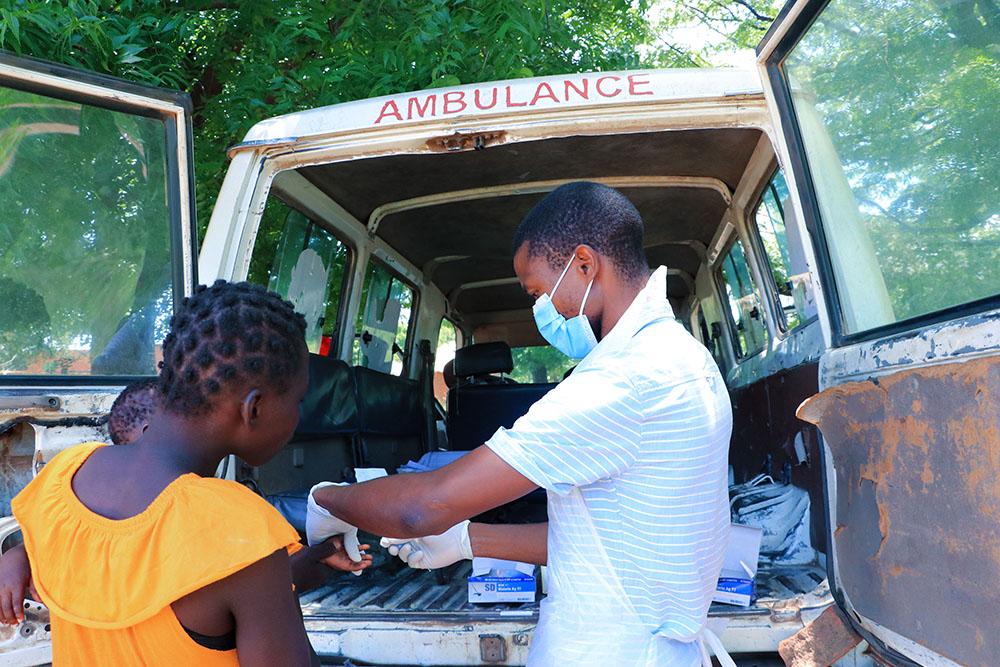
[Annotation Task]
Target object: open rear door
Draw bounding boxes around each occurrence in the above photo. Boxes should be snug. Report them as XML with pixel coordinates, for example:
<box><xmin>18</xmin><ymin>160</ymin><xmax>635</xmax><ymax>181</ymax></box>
<box><xmin>757</xmin><ymin>2</ymin><xmax>999</xmax><ymax>665</ymax></box>
<box><xmin>0</xmin><ymin>52</ymin><xmax>197</xmax><ymax>661</ymax></box>
<box><xmin>0</xmin><ymin>51</ymin><xmax>197</xmax><ymax>385</ymax></box>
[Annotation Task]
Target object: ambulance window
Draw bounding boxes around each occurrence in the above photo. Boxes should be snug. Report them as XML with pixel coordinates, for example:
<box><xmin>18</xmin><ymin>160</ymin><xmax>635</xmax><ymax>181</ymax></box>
<box><xmin>779</xmin><ymin>0</ymin><xmax>999</xmax><ymax>335</ymax></box>
<box><xmin>510</xmin><ymin>345</ymin><xmax>574</xmax><ymax>384</ymax></box>
<box><xmin>717</xmin><ymin>240</ymin><xmax>769</xmax><ymax>359</ymax></box>
<box><xmin>434</xmin><ymin>318</ymin><xmax>459</xmax><ymax>403</ymax></box>
<box><xmin>751</xmin><ymin>170</ymin><xmax>817</xmax><ymax>332</ymax></box>
<box><xmin>247</xmin><ymin>199</ymin><xmax>350</xmax><ymax>356</ymax></box>
<box><xmin>0</xmin><ymin>87</ymin><xmax>176</xmax><ymax>377</ymax></box>
<box><xmin>352</xmin><ymin>260</ymin><xmax>417</xmax><ymax>377</ymax></box>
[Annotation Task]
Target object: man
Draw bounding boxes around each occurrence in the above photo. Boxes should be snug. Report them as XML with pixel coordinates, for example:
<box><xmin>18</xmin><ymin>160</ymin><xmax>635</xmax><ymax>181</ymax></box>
<box><xmin>308</xmin><ymin>182</ymin><xmax>732</xmax><ymax>666</ymax></box>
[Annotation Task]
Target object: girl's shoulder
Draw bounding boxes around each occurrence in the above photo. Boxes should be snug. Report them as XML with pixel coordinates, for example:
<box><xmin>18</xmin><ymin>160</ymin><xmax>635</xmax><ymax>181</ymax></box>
<box><xmin>12</xmin><ymin>446</ymin><xmax>301</xmax><ymax>630</ymax></box>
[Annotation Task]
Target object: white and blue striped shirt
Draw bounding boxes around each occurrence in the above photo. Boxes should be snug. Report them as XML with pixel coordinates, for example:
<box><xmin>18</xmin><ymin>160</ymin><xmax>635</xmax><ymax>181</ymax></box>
<box><xmin>487</xmin><ymin>266</ymin><xmax>732</xmax><ymax>665</ymax></box>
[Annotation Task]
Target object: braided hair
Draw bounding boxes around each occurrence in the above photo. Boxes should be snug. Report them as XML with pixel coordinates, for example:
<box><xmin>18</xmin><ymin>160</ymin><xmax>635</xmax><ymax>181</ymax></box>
<box><xmin>159</xmin><ymin>280</ymin><xmax>307</xmax><ymax>415</ymax></box>
<box><xmin>108</xmin><ymin>379</ymin><xmax>159</xmax><ymax>445</ymax></box>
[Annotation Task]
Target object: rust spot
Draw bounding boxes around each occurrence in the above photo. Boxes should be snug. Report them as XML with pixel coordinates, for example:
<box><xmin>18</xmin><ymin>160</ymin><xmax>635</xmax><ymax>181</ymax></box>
<box><xmin>921</xmin><ymin>461</ymin><xmax>934</xmax><ymax>486</ymax></box>
<box><xmin>874</xmin><ymin>497</ymin><xmax>891</xmax><ymax>560</ymax></box>
<box><xmin>778</xmin><ymin>605</ymin><xmax>862</xmax><ymax>667</ymax></box>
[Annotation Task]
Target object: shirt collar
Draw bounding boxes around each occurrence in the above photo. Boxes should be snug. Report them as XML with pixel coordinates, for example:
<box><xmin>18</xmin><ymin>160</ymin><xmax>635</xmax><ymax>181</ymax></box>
<box><xmin>578</xmin><ymin>266</ymin><xmax>674</xmax><ymax>366</ymax></box>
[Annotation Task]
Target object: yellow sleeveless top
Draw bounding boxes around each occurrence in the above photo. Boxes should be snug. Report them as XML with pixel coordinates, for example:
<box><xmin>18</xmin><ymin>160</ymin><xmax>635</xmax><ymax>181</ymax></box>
<box><xmin>12</xmin><ymin>442</ymin><xmax>303</xmax><ymax>666</ymax></box>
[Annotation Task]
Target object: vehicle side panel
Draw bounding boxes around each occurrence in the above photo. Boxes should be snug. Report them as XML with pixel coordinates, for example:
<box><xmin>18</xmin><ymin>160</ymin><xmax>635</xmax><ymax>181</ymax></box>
<box><xmin>798</xmin><ymin>355</ymin><xmax>1000</xmax><ymax>667</ymax></box>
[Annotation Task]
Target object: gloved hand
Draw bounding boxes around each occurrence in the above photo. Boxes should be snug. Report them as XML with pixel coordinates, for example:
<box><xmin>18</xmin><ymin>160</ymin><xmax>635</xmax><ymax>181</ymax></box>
<box><xmin>380</xmin><ymin>520</ymin><xmax>473</xmax><ymax>570</ymax></box>
<box><xmin>306</xmin><ymin>482</ymin><xmax>364</xmax><ymax>575</ymax></box>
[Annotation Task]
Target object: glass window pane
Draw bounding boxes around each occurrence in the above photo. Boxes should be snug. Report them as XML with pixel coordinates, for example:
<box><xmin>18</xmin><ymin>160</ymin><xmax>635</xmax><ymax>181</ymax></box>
<box><xmin>352</xmin><ymin>261</ymin><xmax>415</xmax><ymax>376</ymax></box>
<box><xmin>783</xmin><ymin>0</ymin><xmax>999</xmax><ymax>334</ymax></box>
<box><xmin>434</xmin><ymin>319</ymin><xmax>458</xmax><ymax>403</ymax></box>
<box><xmin>0</xmin><ymin>87</ymin><xmax>174</xmax><ymax>376</ymax></box>
<box><xmin>753</xmin><ymin>170</ymin><xmax>818</xmax><ymax>330</ymax></box>
<box><xmin>247</xmin><ymin>199</ymin><xmax>349</xmax><ymax>355</ymax></box>
<box><xmin>510</xmin><ymin>345</ymin><xmax>574</xmax><ymax>383</ymax></box>
<box><xmin>718</xmin><ymin>239</ymin><xmax>769</xmax><ymax>358</ymax></box>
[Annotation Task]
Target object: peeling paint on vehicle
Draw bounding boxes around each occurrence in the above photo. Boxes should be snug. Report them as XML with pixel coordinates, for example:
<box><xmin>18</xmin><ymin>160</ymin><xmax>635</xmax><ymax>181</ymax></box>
<box><xmin>798</xmin><ymin>356</ymin><xmax>1000</xmax><ymax>667</ymax></box>
<box><xmin>820</xmin><ymin>310</ymin><xmax>1000</xmax><ymax>388</ymax></box>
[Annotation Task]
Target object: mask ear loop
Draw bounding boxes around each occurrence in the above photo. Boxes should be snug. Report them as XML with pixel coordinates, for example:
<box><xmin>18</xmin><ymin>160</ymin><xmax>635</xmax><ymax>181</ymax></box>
<box><xmin>578</xmin><ymin>278</ymin><xmax>595</xmax><ymax>316</ymax></box>
<box><xmin>550</xmin><ymin>255</ymin><xmax>576</xmax><ymax>298</ymax></box>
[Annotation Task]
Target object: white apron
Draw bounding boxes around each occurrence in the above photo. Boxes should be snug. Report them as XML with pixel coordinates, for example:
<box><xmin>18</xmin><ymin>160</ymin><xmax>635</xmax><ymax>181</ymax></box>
<box><xmin>528</xmin><ymin>487</ymin><xmax>735</xmax><ymax>666</ymax></box>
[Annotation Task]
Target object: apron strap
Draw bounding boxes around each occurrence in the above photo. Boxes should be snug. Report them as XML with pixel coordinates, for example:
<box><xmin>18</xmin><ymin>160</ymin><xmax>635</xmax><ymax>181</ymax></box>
<box><xmin>699</xmin><ymin>626</ymin><xmax>737</xmax><ymax>667</ymax></box>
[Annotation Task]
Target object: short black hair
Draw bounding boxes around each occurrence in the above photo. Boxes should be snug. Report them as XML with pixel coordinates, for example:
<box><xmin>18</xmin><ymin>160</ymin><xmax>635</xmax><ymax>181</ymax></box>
<box><xmin>512</xmin><ymin>182</ymin><xmax>649</xmax><ymax>283</ymax></box>
<box><xmin>158</xmin><ymin>280</ymin><xmax>307</xmax><ymax>415</ymax></box>
<box><xmin>108</xmin><ymin>379</ymin><xmax>158</xmax><ymax>445</ymax></box>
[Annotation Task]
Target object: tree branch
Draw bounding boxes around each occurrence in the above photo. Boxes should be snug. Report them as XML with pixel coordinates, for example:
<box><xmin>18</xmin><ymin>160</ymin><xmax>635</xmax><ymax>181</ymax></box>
<box><xmin>732</xmin><ymin>0</ymin><xmax>774</xmax><ymax>24</ymax></box>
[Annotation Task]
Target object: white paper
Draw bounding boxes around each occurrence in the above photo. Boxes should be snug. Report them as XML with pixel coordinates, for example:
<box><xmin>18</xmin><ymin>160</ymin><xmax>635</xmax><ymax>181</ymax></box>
<box><xmin>472</xmin><ymin>557</ymin><xmax>535</xmax><ymax>577</ymax></box>
<box><xmin>720</xmin><ymin>524</ymin><xmax>762</xmax><ymax>579</ymax></box>
<box><xmin>355</xmin><ymin>468</ymin><xmax>389</xmax><ymax>483</ymax></box>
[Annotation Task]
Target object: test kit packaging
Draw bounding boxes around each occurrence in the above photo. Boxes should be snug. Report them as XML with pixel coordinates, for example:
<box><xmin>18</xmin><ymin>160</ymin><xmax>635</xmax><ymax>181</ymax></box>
<box><xmin>468</xmin><ymin>558</ymin><xmax>536</xmax><ymax>603</ymax></box>
<box><xmin>713</xmin><ymin>524</ymin><xmax>763</xmax><ymax>607</ymax></box>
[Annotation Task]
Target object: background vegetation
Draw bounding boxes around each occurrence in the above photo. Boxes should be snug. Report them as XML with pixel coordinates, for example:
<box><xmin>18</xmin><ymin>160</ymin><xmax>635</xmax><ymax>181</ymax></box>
<box><xmin>0</xmin><ymin>0</ymin><xmax>776</xmax><ymax>234</ymax></box>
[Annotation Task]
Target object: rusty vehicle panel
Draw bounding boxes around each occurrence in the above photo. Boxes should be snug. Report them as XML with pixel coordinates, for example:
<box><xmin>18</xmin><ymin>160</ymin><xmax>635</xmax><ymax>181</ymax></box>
<box><xmin>798</xmin><ymin>357</ymin><xmax>1000</xmax><ymax>667</ymax></box>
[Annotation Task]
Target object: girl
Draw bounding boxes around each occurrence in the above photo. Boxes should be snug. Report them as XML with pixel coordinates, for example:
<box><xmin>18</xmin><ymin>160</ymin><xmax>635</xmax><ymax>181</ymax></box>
<box><xmin>10</xmin><ymin>281</ymin><xmax>370</xmax><ymax>665</ymax></box>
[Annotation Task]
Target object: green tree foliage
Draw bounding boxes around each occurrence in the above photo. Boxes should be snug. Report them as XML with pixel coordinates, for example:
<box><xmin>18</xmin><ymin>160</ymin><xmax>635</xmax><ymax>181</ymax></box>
<box><xmin>510</xmin><ymin>345</ymin><xmax>574</xmax><ymax>383</ymax></box>
<box><xmin>782</xmin><ymin>0</ymin><xmax>999</xmax><ymax>325</ymax></box>
<box><xmin>0</xmin><ymin>0</ymin><xmax>767</xmax><ymax>233</ymax></box>
<box><xmin>0</xmin><ymin>85</ymin><xmax>173</xmax><ymax>373</ymax></box>
<box><xmin>0</xmin><ymin>0</ymin><xmax>778</xmax><ymax>374</ymax></box>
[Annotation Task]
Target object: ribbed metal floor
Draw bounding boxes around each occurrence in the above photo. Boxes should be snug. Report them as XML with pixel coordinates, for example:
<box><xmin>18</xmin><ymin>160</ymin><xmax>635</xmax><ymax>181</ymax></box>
<box><xmin>300</xmin><ymin>559</ymin><xmax>827</xmax><ymax>621</ymax></box>
<box><xmin>301</xmin><ymin>560</ymin><xmax>539</xmax><ymax>620</ymax></box>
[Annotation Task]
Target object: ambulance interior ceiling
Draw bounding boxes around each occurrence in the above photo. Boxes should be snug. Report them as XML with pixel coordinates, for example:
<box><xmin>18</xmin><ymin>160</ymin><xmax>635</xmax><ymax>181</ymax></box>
<box><xmin>297</xmin><ymin>128</ymin><xmax>762</xmax><ymax>336</ymax></box>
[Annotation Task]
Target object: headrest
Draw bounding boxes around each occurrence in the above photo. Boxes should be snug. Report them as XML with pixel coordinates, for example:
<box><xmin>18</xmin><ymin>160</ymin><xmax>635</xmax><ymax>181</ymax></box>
<box><xmin>453</xmin><ymin>342</ymin><xmax>513</xmax><ymax>378</ymax></box>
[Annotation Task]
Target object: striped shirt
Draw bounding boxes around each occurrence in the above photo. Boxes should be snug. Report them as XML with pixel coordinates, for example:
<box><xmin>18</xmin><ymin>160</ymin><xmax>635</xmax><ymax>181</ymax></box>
<box><xmin>487</xmin><ymin>266</ymin><xmax>732</xmax><ymax>664</ymax></box>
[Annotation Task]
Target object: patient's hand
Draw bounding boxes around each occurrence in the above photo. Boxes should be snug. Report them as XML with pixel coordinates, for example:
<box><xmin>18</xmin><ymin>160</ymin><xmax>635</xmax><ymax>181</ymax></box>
<box><xmin>290</xmin><ymin>536</ymin><xmax>373</xmax><ymax>592</ymax></box>
<box><xmin>318</xmin><ymin>535</ymin><xmax>373</xmax><ymax>573</ymax></box>
<box><xmin>289</xmin><ymin>535</ymin><xmax>372</xmax><ymax>593</ymax></box>
<box><xmin>0</xmin><ymin>544</ymin><xmax>33</xmax><ymax>625</ymax></box>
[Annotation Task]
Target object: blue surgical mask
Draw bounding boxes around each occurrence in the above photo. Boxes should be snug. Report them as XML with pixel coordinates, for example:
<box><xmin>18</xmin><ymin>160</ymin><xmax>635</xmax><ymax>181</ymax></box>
<box><xmin>532</xmin><ymin>255</ymin><xmax>597</xmax><ymax>359</ymax></box>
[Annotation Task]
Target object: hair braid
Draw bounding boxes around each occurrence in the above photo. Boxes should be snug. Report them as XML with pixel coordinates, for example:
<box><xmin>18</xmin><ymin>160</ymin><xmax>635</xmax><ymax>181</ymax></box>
<box><xmin>158</xmin><ymin>281</ymin><xmax>307</xmax><ymax>415</ymax></box>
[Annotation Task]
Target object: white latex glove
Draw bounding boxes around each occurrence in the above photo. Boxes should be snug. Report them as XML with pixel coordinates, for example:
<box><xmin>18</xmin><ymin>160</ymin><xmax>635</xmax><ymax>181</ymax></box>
<box><xmin>380</xmin><ymin>520</ymin><xmax>473</xmax><ymax>570</ymax></box>
<box><xmin>306</xmin><ymin>482</ymin><xmax>364</xmax><ymax>575</ymax></box>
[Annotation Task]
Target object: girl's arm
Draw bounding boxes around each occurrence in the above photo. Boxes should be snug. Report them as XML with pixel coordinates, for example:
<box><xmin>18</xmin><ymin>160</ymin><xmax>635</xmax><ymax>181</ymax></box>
<box><xmin>173</xmin><ymin>549</ymin><xmax>317</xmax><ymax>667</ymax></box>
<box><xmin>0</xmin><ymin>544</ymin><xmax>33</xmax><ymax>625</ymax></box>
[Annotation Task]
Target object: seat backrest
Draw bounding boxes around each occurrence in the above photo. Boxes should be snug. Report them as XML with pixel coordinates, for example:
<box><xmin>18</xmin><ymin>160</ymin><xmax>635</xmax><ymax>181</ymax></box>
<box><xmin>353</xmin><ymin>366</ymin><xmax>425</xmax><ymax>469</ymax></box>
<box><xmin>447</xmin><ymin>382</ymin><xmax>555</xmax><ymax>451</ymax></box>
<box><xmin>297</xmin><ymin>354</ymin><xmax>358</xmax><ymax>437</ymax></box>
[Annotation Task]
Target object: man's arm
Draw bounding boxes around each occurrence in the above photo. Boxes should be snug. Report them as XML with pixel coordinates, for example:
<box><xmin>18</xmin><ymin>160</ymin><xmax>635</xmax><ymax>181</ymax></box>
<box><xmin>312</xmin><ymin>446</ymin><xmax>537</xmax><ymax>538</ymax></box>
<box><xmin>470</xmin><ymin>523</ymin><xmax>548</xmax><ymax>565</ymax></box>
<box><xmin>382</xmin><ymin>521</ymin><xmax>548</xmax><ymax>569</ymax></box>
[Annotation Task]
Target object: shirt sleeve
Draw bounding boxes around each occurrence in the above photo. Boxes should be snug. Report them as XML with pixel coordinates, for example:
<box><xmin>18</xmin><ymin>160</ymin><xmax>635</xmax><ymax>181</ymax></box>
<box><xmin>486</xmin><ymin>366</ymin><xmax>643</xmax><ymax>494</ymax></box>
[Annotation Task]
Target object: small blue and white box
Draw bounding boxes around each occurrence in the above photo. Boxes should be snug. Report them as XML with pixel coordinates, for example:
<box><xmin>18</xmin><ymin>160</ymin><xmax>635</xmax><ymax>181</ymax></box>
<box><xmin>713</xmin><ymin>524</ymin><xmax>763</xmax><ymax>607</ymax></box>
<box><xmin>468</xmin><ymin>558</ymin><xmax>536</xmax><ymax>603</ymax></box>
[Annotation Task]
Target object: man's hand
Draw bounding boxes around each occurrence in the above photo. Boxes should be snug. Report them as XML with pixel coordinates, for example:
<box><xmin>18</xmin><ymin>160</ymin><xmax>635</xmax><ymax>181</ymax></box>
<box><xmin>0</xmin><ymin>544</ymin><xmax>32</xmax><ymax>625</ymax></box>
<box><xmin>380</xmin><ymin>520</ymin><xmax>473</xmax><ymax>570</ymax></box>
<box><xmin>306</xmin><ymin>482</ymin><xmax>363</xmax><ymax>575</ymax></box>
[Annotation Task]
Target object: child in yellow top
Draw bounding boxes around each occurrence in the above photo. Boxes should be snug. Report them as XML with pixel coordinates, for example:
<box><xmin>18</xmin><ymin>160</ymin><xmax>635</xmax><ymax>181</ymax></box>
<box><xmin>8</xmin><ymin>281</ymin><xmax>370</xmax><ymax>666</ymax></box>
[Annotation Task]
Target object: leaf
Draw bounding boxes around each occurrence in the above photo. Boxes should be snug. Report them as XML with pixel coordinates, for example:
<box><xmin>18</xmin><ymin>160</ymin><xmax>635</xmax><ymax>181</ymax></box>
<box><xmin>7</xmin><ymin>11</ymin><xmax>20</xmax><ymax>46</ymax></box>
